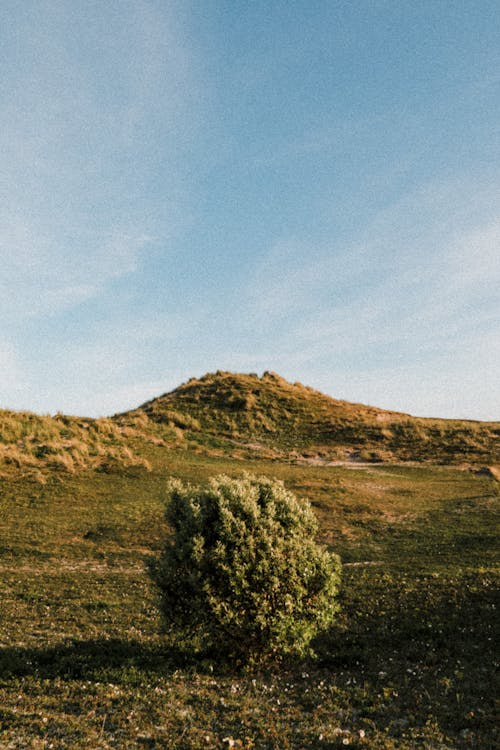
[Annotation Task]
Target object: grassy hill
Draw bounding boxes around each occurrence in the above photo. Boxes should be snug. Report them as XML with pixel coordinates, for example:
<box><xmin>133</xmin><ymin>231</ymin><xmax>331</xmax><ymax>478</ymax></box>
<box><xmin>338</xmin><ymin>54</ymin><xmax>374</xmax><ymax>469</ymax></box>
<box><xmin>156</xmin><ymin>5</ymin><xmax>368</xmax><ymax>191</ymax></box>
<box><xmin>0</xmin><ymin>406</ymin><xmax>179</xmax><ymax>482</ymax></box>
<box><xmin>1</xmin><ymin>370</ymin><xmax>498</xmax><ymax>483</ymax></box>
<box><xmin>128</xmin><ymin>370</ymin><xmax>500</xmax><ymax>466</ymax></box>
<box><xmin>0</xmin><ymin>371</ymin><xmax>499</xmax><ymax>748</ymax></box>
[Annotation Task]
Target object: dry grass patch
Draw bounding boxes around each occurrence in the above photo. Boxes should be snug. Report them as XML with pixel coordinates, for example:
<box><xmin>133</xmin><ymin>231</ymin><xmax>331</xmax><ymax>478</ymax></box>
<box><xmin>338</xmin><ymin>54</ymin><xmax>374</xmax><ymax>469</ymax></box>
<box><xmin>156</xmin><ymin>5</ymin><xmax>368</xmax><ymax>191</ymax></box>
<box><xmin>0</xmin><ymin>410</ymin><xmax>162</xmax><ymax>481</ymax></box>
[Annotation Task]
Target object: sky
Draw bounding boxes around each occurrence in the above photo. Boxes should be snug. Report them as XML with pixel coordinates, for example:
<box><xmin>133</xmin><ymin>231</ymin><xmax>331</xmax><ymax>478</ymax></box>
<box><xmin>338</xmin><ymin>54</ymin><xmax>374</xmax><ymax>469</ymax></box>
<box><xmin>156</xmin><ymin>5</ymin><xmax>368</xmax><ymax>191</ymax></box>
<box><xmin>1</xmin><ymin>0</ymin><xmax>499</xmax><ymax>420</ymax></box>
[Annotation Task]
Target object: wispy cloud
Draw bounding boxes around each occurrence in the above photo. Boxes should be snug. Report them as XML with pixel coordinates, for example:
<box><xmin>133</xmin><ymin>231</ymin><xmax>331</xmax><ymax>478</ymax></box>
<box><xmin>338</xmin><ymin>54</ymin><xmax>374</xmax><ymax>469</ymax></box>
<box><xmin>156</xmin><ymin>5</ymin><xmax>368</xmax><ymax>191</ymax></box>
<box><xmin>245</xmin><ymin>237</ymin><xmax>372</xmax><ymax>320</ymax></box>
<box><xmin>0</xmin><ymin>221</ymin><xmax>156</xmax><ymax>319</ymax></box>
<box><xmin>1</xmin><ymin>3</ymin><xmax>498</xmax><ymax>421</ymax></box>
<box><xmin>16</xmin><ymin>306</ymin><xmax>205</xmax><ymax>416</ymax></box>
<box><xmin>0</xmin><ymin>1</ymin><xmax>200</xmax><ymax>320</ymax></box>
<box><xmin>445</xmin><ymin>220</ymin><xmax>500</xmax><ymax>291</ymax></box>
<box><xmin>239</xmin><ymin>174</ymin><xmax>500</xmax><ymax>418</ymax></box>
<box><xmin>247</xmin><ymin>172</ymin><xmax>500</xmax><ymax>320</ymax></box>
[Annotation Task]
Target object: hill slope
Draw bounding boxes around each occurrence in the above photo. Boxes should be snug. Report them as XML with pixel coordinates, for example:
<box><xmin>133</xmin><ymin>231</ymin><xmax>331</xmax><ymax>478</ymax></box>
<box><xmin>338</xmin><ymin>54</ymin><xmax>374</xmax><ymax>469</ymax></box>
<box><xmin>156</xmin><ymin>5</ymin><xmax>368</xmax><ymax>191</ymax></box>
<box><xmin>0</xmin><ymin>408</ymin><xmax>173</xmax><ymax>482</ymax></box>
<box><xmin>1</xmin><ymin>370</ymin><xmax>498</xmax><ymax>481</ymax></box>
<box><xmin>128</xmin><ymin>370</ymin><xmax>500</xmax><ymax>466</ymax></box>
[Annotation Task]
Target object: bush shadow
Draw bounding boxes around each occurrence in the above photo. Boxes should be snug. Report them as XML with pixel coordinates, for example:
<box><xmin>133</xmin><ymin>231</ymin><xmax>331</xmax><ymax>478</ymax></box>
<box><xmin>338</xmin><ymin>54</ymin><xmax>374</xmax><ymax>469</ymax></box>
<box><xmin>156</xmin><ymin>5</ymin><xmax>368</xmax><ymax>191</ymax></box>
<box><xmin>314</xmin><ymin>576</ymin><xmax>499</xmax><ymax>669</ymax></box>
<box><xmin>0</xmin><ymin>637</ymin><xmax>199</xmax><ymax>680</ymax></box>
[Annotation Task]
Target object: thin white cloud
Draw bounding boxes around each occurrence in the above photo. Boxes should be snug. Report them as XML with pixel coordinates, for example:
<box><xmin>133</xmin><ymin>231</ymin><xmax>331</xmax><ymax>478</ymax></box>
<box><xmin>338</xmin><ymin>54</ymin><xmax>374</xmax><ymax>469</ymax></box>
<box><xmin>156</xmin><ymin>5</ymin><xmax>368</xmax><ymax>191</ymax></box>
<box><xmin>0</xmin><ymin>1</ymin><xmax>200</xmax><ymax>320</ymax></box>
<box><xmin>445</xmin><ymin>220</ymin><xmax>500</xmax><ymax>290</ymax></box>
<box><xmin>0</xmin><ymin>222</ymin><xmax>156</xmax><ymax>319</ymax></box>
<box><xmin>247</xmin><ymin>173</ymin><xmax>500</xmax><ymax>322</ymax></box>
<box><xmin>238</xmin><ymin>173</ymin><xmax>500</xmax><ymax>419</ymax></box>
<box><xmin>10</xmin><ymin>306</ymin><xmax>204</xmax><ymax>415</ymax></box>
<box><xmin>246</xmin><ymin>237</ymin><xmax>372</xmax><ymax>319</ymax></box>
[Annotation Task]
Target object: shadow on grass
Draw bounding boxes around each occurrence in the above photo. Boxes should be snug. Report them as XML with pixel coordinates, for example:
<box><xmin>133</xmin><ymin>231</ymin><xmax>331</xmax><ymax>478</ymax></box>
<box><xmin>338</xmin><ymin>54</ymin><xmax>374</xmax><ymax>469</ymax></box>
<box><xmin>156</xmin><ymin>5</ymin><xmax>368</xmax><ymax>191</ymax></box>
<box><xmin>2</xmin><ymin>573</ymin><xmax>498</xmax><ymax>685</ymax></box>
<box><xmin>0</xmin><ymin>637</ymin><xmax>198</xmax><ymax>680</ymax></box>
<box><xmin>309</xmin><ymin>573</ymin><xmax>499</xmax><ymax>746</ymax></box>
<box><xmin>315</xmin><ymin>570</ymin><xmax>499</xmax><ymax>670</ymax></box>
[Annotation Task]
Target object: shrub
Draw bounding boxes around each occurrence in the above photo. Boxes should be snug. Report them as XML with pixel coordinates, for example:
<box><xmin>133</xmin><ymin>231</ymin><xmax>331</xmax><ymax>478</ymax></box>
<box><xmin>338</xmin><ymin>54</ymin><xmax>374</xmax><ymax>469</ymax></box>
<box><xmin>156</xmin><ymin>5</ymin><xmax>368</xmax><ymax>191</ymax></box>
<box><xmin>149</xmin><ymin>474</ymin><xmax>341</xmax><ymax>662</ymax></box>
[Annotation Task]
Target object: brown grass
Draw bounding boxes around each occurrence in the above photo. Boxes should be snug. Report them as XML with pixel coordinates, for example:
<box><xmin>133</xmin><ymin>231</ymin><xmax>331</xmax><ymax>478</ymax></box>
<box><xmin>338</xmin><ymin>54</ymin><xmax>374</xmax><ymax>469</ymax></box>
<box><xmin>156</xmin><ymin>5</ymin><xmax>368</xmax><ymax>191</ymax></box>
<box><xmin>0</xmin><ymin>410</ymin><xmax>161</xmax><ymax>481</ymax></box>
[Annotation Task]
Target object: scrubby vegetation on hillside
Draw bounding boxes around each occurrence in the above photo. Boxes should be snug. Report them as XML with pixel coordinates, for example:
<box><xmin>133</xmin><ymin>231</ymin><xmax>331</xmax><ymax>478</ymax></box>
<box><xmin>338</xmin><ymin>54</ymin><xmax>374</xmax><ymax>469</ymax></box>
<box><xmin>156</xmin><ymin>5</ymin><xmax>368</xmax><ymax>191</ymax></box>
<box><xmin>130</xmin><ymin>371</ymin><xmax>500</xmax><ymax>466</ymax></box>
<box><xmin>1</xmin><ymin>373</ymin><xmax>497</xmax><ymax>746</ymax></box>
<box><xmin>1</xmin><ymin>371</ymin><xmax>498</xmax><ymax>483</ymax></box>
<box><xmin>0</xmin><ymin>409</ymin><xmax>160</xmax><ymax>481</ymax></box>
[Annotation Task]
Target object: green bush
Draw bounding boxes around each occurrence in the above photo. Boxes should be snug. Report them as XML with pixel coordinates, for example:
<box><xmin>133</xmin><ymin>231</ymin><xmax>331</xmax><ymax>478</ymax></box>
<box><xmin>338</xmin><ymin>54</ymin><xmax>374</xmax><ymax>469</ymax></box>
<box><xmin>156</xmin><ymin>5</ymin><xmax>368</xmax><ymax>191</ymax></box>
<box><xmin>149</xmin><ymin>474</ymin><xmax>341</xmax><ymax>662</ymax></box>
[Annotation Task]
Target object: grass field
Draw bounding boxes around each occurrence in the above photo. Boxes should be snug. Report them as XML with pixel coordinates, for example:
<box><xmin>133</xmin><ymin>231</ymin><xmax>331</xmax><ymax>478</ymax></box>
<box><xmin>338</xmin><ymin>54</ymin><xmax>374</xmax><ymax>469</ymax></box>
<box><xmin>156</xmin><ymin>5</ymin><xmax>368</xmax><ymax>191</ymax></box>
<box><xmin>0</xmin><ymin>450</ymin><xmax>498</xmax><ymax>749</ymax></box>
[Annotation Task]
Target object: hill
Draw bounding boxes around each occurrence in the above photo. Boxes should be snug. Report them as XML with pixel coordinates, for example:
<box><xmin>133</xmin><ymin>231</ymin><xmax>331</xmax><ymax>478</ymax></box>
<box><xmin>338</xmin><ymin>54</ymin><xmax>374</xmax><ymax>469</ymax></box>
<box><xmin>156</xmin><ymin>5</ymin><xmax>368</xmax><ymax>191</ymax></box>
<box><xmin>127</xmin><ymin>370</ymin><xmax>500</xmax><ymax>466</ymax></box>
<box><xmin>1</xmin><ymin>370</ymin><xmax>498</xmax><ymax>481</ymax></box>
<box><xmin>1</xmin><ymin>371</ymin><xmax>499</xmax><ymax>747</ymax></box>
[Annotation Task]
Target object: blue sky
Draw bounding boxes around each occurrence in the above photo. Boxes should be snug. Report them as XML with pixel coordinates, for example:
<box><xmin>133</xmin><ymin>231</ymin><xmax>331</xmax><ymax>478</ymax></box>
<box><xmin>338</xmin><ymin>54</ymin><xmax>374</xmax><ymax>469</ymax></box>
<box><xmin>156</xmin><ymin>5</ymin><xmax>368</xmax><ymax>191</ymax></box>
<box><xmin>1</xmin><ymin>0</ymin><xmax>499</xmax><ymax>420</ymax></box>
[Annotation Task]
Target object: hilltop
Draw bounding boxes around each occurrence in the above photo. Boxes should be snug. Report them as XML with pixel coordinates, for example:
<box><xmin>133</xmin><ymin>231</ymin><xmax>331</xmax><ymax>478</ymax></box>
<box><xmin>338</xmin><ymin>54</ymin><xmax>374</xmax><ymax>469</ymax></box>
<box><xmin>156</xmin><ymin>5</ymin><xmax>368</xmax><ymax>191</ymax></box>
<box><xmin>128</xmin><ymin>370</ymin><xmax>500</xmax><ymax>466</ymax></box>
<box><xmin>1</xmin><ymin>370</ymin><xmax>498</xmax><ymax>481</ymax></box>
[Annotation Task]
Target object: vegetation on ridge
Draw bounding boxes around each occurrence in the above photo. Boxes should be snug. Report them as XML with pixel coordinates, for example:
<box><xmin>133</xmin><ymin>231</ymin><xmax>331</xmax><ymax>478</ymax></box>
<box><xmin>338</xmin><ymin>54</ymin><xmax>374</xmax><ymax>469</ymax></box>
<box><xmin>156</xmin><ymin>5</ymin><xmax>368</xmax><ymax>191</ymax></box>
<box><xmin>1</xmin><ymin>370</ymin><xmax>498</xmax><ymax>482</ymax></box>
<box><xmin>0</xmin><ymin>371</ymin><xmax>498</xmax><ymax>745</ymax></box>
<box><xmin>129</xmin><ymin>370</ymin><xmax>500</xmax><ymax>466</ymax></box>
<box><xmin>0</xmin><ymin>409</ymin><xmax>157</xmax><ymax>481</ymax></box>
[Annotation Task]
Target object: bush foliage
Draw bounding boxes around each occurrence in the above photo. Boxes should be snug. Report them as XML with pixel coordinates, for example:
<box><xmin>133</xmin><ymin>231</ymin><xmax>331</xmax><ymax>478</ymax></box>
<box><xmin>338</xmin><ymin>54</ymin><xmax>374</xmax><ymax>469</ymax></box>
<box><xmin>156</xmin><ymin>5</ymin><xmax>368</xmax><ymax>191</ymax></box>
<box><xmin>149</xmin><ymin>474</ymin><xmax>341</xmax><ymax>661</ymax></box>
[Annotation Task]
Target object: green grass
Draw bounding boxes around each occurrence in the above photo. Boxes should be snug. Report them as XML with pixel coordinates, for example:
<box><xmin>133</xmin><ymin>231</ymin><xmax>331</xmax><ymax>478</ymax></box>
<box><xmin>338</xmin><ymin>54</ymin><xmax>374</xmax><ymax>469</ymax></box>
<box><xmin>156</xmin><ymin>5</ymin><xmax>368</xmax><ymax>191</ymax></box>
<box><xmin>0</xmin><ymin>453</ymin><xmax>498</xmax><ymax>748</ymax></box>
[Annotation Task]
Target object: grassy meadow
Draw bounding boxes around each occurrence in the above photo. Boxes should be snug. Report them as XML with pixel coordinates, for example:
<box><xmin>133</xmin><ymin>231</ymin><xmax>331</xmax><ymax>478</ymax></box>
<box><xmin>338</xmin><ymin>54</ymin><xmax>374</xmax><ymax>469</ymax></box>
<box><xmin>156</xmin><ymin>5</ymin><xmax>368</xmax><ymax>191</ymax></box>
<box><xmin>1</xmin><ymin>445</ymin><xmax>498</xmax><ymax>749</ymax></box>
